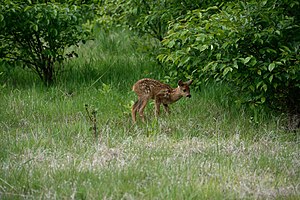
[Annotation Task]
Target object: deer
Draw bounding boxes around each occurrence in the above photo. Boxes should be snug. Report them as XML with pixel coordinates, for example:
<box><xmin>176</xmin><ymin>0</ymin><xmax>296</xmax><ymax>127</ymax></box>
<box><xmin>131</xmin><ymin>78</ymin><xmax>193</xmax><ymax>123</ymax></box>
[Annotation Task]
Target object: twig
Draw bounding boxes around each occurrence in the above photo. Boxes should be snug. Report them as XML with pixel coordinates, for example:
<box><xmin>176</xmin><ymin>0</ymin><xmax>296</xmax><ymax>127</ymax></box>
<box><xmin>85</xmin><ymin>104</ymin><xmax>98</xmax><ymax>138</ymax></box>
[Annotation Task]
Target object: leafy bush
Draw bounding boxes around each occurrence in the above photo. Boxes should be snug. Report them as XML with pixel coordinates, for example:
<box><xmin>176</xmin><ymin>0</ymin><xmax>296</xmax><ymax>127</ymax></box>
<box><xmin>0</xmin><ymin>0</ymin><xmax>94</xmax><ymax>84</ymax></box>
<box><xmin>158</xmin><ymin>0</ymin><xmax>300</xmax><ymax>113</ymax></box>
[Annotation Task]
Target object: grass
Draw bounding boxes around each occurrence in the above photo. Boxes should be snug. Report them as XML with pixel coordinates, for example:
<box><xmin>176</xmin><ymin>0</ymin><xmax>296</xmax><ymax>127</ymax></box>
<box><xmin>0</xmin><ymin>29</ymin><xmax>299</xmax><ymax>199</ymax></box>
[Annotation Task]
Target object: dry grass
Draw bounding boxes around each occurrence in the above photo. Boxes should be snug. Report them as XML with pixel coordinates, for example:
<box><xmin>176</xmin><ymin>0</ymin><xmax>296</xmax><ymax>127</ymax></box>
<box><xmin>1</xmin><ymin>127</ymin><xmax>298</xmax><ymax>199</ymax></box>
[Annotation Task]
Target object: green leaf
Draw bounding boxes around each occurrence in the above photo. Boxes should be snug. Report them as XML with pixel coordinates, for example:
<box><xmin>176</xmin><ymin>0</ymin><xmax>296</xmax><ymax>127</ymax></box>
<box><xmin>279</xmin><ymin>46</ymin><xmax>291</xmax><ymax>53</ymax></box>
<box><xmin>31</xmin><ymin>24</ymin><xmax>38</xmax><ymax>32</ymax></box>
<box><xmin>196</xmin><ymin>34</ymin><xmax>206</xmax><ymax>42</ymax></box>
<box><xmin>269</xmin><ymin>75</ymin><xmax>273</xmax><ymax>83</ymax></box>
<box><xmin>266</xmin><ymin>48</ymin><xmax>277</xmax><ymax>54</ymax></box>
<box><xmin>268</xmin><ymin>63</ymin><xmax>275</xmax><ymax>72</ymax></box>
<box><xmin>205</xmin><ymin>23</ymin><xmax>210</xmax><ymax>31</ymax></box>
<box><xmin>256</xmin><ymin>81</ymin><xmax>263</xmax><ymax>89</ymax></box>
<box><xmin>223</xmin><ymin>67</ymin><xmax>233</xmax><ymax>76</ymax></box>
<box><xmin>221</xmin><ymin>42</ymin><xmax>228</xmax><ymax>49</ymax></box>
<box><xmin>262</xmin><ymin>84</ymin><xmax>267</xmax><ymax>92</ymax></box>
<box><xmin>249</xmin><ymin>57</ymin><xmax>257</xmax><ymax>66</ymax></box>
<box><xmin>261</xmin><ymin>0</ymin><xmax>267</xmax><ymax>6</ymax></box>
<box><xmin>244</xmin><ymin>56</ymin><xmax>252</xmax><ymax>64</ymax></box>
<box><xmin>181</xmin><ymin>57</ymin><xmax>190</xmax><ymax>65</ymax></box>
<box><xmin>233</xmin><ymin>60</ymin><xmax>238</xmax><ymax>69</ymax></box>
<box><xmin>167</xmin><ymin>40</ymin><xmax>175</xmax><ymax>48</ymax></box>
<box><xmin>199</xmin><ymin>45</ymin><xmax>208</xmax><ymax>52</ymax></box>
<box><xmin>257</xmin><ymin>70</ymin><xmax>261</xmax><ymax>75</ymax></box>
<box><xmin>24</xmin><ymin>6</ymin><xmax>32</xmax><ymax>12</ymax></box>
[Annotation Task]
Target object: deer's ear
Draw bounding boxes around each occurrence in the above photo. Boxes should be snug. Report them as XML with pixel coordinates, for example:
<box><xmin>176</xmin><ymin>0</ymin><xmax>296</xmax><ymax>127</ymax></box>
<box><xmin>178</xmin><ymin>80</ymin><xmax>183</xmax><ymax>86</ymax></box>
<box><xmin>186</xmin><ymin>80</ymin><xmax>193</xmax><ymax>86</ymax></box>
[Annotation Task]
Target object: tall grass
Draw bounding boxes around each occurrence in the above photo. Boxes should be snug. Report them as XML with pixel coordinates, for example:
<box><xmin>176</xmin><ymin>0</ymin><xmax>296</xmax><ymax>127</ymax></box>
<box><xmin>0</xmin><ymin>29</ymin><xmax>299</xmax><ymax>199</ymax></box>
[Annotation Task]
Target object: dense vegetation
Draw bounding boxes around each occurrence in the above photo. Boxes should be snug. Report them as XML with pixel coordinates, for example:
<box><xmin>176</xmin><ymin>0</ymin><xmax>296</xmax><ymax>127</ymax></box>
<box><xmin>1</xmin><ymin>0</ymin><xmax>299</xmax><ymax>117</ymax></box>
<box><xmin>0</xmin><ymin>0</ymin><xmax>299</xmax><ymax>199</ymax></box>
<box><xmin>159</xmin><ymin>0</ymin><xmax>300</xmax><ymax>115</ymax></box>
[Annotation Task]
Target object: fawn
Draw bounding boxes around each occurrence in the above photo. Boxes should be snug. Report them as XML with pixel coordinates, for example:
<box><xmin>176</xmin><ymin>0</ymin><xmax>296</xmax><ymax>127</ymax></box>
<box><xmin>131</xmin><ymin>78</ymin><xmax>193</xmax><ymax>123</ymax></box>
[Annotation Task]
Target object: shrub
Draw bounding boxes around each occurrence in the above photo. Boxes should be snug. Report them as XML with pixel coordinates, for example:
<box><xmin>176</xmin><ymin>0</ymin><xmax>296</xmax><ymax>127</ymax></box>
<box><xmin>0</xmin><ymin>0</ymin><xmax>94</xmax><ymax>85</ymax></box>
<box><xmin>158</xmin><ymin>0</ymin><xmax>300</xmax><ymax>114</ymax></box>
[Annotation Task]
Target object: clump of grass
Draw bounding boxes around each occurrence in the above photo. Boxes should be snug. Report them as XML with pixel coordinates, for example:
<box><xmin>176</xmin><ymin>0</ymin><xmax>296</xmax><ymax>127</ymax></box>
<box><xmin>0</xmin><ymin>29</ymin><xmax>299</xmax><ymax>199</ymax></box>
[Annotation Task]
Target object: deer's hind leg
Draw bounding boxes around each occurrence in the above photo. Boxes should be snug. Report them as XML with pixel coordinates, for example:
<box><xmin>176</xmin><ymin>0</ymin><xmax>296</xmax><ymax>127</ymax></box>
<box><xmin>138</xmin><ymin>97</ymin><xmax>149</xmax><ymax>123</ymax></box>
<box><xmin>132</xmin><ymin>99</ymin><xmax>140</xmax><ymax>123</ymax></box>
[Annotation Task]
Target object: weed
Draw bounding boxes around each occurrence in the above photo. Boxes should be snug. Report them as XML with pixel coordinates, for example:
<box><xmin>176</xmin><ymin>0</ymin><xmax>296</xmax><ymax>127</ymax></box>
<box><xmin>85</xmin><ymin>104</ymin><xmax>99</xmax><ymax>139</ymax></box>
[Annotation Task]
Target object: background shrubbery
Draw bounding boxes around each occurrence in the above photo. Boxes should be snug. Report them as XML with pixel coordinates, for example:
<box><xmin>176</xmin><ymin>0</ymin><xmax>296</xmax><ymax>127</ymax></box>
<box><xmin>1</xmin><ymin>0</ymin><xmax>299</xmax><ymax>117</ymax></box>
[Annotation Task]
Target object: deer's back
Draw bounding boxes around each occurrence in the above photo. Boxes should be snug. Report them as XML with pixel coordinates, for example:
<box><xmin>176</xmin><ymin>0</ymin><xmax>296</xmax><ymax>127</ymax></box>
<box><xmin>132</xmin><ymin>78</ymin><xmax>172</xmax><ymax>99</ymax></box>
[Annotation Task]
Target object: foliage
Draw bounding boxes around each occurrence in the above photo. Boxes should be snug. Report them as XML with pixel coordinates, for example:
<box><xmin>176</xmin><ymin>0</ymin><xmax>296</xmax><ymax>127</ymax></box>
<box><xmin>158</xmin><ymin>0</ymin><xmax>300</xmax><ymax>113</ymax></box>
<box><xmin>96</xmin><ymin>0</ymin><xmax>222</xmax><ymax>41</ymax></box>
<box><xmin>0</xmin><ymin>0</ymin><xmax>94</xmax><ymax>84</ymax></box>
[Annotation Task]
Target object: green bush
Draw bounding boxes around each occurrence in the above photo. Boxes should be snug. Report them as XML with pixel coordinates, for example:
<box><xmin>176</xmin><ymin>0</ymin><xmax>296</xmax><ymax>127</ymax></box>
<box><xmin>158</xmin><ymin>0</ymin><xmax>300</xmax><ymax>113</ymax></box>
<box><xmin>0</xmin><ymin>0</ymin><xmax>94</xmax><ymax>84</ymax></box>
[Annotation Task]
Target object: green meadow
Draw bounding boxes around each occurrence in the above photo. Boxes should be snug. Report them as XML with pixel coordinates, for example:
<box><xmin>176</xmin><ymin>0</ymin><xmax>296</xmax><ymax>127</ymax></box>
<box><xmin>0</xmin><ymin>30</ymin><xmax>299</xmax><ymax>199</ymax></box>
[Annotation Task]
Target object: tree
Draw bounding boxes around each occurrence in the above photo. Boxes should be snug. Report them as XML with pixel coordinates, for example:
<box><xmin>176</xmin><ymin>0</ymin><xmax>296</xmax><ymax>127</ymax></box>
<box><xmin>0</xmin><ymin>1</ymin><xmax>94</xmax><ymax>85</ymax></box>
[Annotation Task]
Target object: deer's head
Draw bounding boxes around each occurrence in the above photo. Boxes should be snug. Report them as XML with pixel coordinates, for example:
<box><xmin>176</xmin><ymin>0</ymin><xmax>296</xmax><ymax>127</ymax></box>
<box><xmin>178</xmin><ymin>80</ymin><xmax>193</xmax><ymax>98</ymax></box>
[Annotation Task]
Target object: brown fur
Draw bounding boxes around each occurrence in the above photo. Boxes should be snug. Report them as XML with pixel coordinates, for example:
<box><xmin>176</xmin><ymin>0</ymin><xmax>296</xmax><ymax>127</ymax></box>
<box><xmin>132</xmin><ymin>78</ymin><xmax>193</xmax><ymax>123</ymax></box>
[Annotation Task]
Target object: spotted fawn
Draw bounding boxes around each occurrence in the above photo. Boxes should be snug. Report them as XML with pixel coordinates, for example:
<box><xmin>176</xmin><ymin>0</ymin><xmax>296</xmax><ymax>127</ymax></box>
<box><xmin>131</xmin><ymin>78</ymin><xmax>193</xmax><ymax>123</ymax></box>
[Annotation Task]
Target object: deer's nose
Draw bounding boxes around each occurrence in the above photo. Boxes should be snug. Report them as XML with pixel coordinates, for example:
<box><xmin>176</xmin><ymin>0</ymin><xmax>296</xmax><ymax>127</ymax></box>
<box><xmin>187</xmin><ymin>94</ymin><xmax>191</xmax><ymax>98</ymax></box>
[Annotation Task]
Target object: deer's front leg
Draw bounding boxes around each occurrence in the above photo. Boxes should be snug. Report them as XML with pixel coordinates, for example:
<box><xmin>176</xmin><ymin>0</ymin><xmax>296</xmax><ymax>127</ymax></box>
<box><xmin>163</xmin><ymin>104</ymin><xmax>170</xmax><ymax>114</ymax></box>
<box><xmin>155</xmin><ymin>99</ymin><xmax>161</xmax><ymax>117</ymax></box>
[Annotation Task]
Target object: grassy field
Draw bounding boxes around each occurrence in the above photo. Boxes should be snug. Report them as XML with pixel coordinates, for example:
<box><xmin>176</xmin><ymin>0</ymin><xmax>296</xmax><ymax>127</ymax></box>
<box><xmin>0</xmin><ymin>30</ymin><xmax>299</xmax><ymax>199</ymax></box>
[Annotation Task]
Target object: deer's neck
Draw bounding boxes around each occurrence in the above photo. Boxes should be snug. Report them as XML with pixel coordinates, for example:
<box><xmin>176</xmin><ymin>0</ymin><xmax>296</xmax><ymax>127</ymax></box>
<box><xmin>170</xmin><ymin>87</ymin><xmax>183</xmax><ymax>102</ymax></box>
